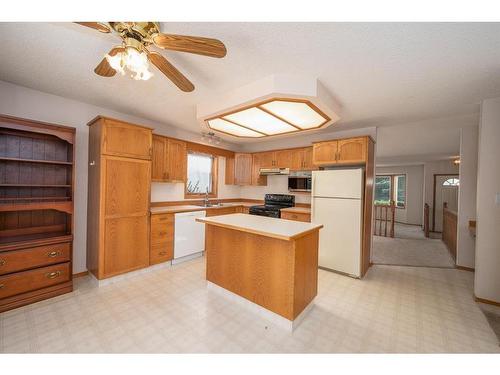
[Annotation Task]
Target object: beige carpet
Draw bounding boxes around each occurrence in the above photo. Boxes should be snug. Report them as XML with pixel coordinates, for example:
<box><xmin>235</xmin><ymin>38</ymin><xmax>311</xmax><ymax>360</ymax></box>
<box><xmin>372</xmin><ymin>235</ymin><xmax>455</xmax><ymax>268</ymax></box>
<box><xmin>394</xmin><ymin>222</ymin><xmax>441</xmax><ymax>240</ymax></box>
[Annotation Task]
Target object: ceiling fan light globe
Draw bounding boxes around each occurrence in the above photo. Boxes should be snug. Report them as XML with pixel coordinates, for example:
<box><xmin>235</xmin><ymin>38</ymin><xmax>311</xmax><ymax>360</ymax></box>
<box><xmin>105</xmin><ymin>53</ymin><xmax>125</xmax><ymax>75</ymax></box>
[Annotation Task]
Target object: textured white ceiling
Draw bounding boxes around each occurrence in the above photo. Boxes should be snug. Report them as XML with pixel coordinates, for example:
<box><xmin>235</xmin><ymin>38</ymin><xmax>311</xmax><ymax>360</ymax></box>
<box><xmin>0</xmin><ymin>22</ymin><xmax>498</xmax><ymax>145</ymax></box>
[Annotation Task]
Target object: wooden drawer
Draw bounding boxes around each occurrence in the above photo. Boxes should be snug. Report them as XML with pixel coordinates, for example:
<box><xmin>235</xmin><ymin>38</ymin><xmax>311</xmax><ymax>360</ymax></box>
<box><xmin>150</xmin><ymin>242</ymin><xmax>173</xmax><ymax>265</ymax></box>
<box><xmin>0</xmin><ymin>242</ymin><xmax>71</xmax><ymax>275</ymax></box>
<box><xmin>0</xmin><ymin>262</ymin><xmax>70</xmax><ymax>299</ymax></box>
<box><xmin>151</xmin><ymin>214</ymin><xmax>174</xmax><ymax>244</ymax></box>
<box><xmin>281</xmin><ymin>211</ymin><xmax>311</xmax><ymax>223</ymax></box>
<box><xmin>206</xmin><ymin>207</ymin><xmax>239</xmax><ymax>217</ymax></box>
<box><xmin>151</xmin><ymin>213</ymin><xmax>174</xmax><ymax>225</ymax></box>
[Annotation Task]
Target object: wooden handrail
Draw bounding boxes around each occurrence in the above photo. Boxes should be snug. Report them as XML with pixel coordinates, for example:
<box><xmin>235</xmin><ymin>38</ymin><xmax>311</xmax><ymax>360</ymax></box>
<box><xmin>373</xmin><ymin>201</ymin><xmax>395</xmax><ymax>238</ymax></box>
<box><xmin>442</xmin><ymin>202</ymin><xmax>457</xmax><ymax>261</ymax></box>
<box><xmin>423</xmin><ymin>203</ymin><xmax>430</xmax><ymax>238</ymax></box>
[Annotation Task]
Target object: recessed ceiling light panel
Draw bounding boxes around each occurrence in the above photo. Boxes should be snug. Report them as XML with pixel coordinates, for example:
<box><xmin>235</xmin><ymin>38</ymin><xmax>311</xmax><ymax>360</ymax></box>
<box><xmin>260</xmin><ymin>100</ymin><xmax>328</xmax><ymax>129</ymax></box>
<box><xmin>205</xmin><ymin>98</ymin><xmax>333</xmax><ymax>138</ymax></box>
<box><xmin>207</xmin><ymin>118</ymin><xmax>264</xmax><ymax>138</ymax></box>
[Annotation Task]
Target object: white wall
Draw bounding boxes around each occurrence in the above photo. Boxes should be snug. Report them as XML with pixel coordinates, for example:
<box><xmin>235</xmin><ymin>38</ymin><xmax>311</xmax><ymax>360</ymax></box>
<box><xmin>151</xmin><ymin>156</ymin><xmax>241</xmax><ymax>202</ymax></box>
<box><xmin>422</xmin><ymin>159</ymin><xmax>460</xmax><ymax>229</ymax></box>
<box><xmin>474</xmin><ymin>97</ymin><xmax>500</xmax><ymax>303</ymax></box>
<box><xmin>376</xmin><ymin>165</ymin><xmax>424</xmax><ymax>225</ymax></box>
<box><xmin>0</xmin><ymin>80</ymin><xmax>237</xmax><ymax>274</ymax></box>
<box><xmin>456</xmin><ymin>125</ymin><xmax>478</xmax><ymax>269</ymax></box>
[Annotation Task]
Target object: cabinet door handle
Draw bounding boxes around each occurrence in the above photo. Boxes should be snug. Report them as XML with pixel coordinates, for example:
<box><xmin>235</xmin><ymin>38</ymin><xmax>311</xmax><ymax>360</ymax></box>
<box><xmin>0</xmin><ymin>259</ymin><xmax>5</xmax><ymax>266</ymax></box>
<box><xmin>45</xmin><ymin>271</ymin><xmax>61</xmax><ymax>279</ymax></box>
<box><xmin>159</xmin><ymin>251</ymin><xmax>167</xmax><ymax>256</ymax></box>
<box><xmin>47</xmin><ymin>251</ymin><xmax>61</xmax><ymax>258</ymax></box>
<box><xmin>158</xmin><ymin>231</ymin><xmax>167</xmax><ymax>236</ymax></box>
<box><xmin>0</xmin><ymin>284</ymin><xmax>4</xmax><ymax>289</ymax></box>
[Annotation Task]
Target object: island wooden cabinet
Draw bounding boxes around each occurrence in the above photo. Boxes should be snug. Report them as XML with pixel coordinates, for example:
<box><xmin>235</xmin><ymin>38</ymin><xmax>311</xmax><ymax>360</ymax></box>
<box><xmin>312</xmin><ymin>136</ymin><xmax>370</xmax><ymax>166</ymax></box>
<box><xmin>87</xmin><ymin>116</ymin><xmax>152</xmax><ymax>280</ymax></box>
<box><xmin>151</xmin><ymin>135</ymin><xmax>187</xmax><ymax>183</ymax></box>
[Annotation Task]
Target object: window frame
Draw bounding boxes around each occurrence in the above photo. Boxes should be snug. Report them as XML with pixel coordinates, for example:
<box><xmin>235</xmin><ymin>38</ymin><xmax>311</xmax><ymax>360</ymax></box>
<box><xmin>374</xmin><ymin>174</ymin><xmax>407</xmax><ymax>209</ymax></box>
<box><xmin>184</xmin><ymin>151</ymin><xmax>218</xmax><ymax>199</ymax></box>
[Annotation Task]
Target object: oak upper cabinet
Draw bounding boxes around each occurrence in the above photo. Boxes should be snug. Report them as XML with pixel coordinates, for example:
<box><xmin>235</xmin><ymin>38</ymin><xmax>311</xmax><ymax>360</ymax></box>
<box><xmin>336</xmin><ymin>137</ymin><xmax>367</xmax><ymax>165</ymax></box>
<box><xmin>225</xmin><ymin>156</ymin><xmax>235</xmax><ymax>185</ymax></box>
<box><xmin>257</xmin><ymin>151</ymin><xmax>275</xmax><ymax>168</ymax></box>
<box><xmin>291</xmin><ymin>147</ymin><xmax>316</xmax><ymax>170</ymax></box>
<box><xmin>234</xmin><ymin>153</ymin><xmax>253</xmax><ymax>185</ymax></box>
<box><xmin>151</xmin><ymin>135</ymin><xmax>167</xmax><ymax>182</ymax></box>
<box><xmin>312</xmin><ymin>140</ymin><xmax>338</xmax><ymax>166</ymax></box>
<box><xmin>87</xmin><ymin>116</ymin><xmax>152</xmax><ymax>280</ymax></box>
<box><xmin>100</xmin><ymin>117</ymin><xmax>152</xmax><ymax>159</ymax></box>
<box><xmin>251</xmin><ymin>153</ymin><xmax>268</xmax><ymax>186</ymax></box>
<box><xmin>274</xmin><ymin>150</ymin><xmax>294</xmax><ymax>168</ymax></box>
<box><xmin>166</xmin><ymin>138</ymin><xmax>187</xmax><ymax>182</ymax></box>
<box><xmin>151</xmin><ymin>135</ymin><xmax>187</xmax><ymax>182</ymax></box>
<box><xmin>312</xmin><ymin>137</ymin><xmax>370</xmax><ymax>166</ymax></box>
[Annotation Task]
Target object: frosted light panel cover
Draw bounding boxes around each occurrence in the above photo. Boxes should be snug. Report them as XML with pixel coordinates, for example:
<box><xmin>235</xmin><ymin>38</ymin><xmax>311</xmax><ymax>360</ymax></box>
<box><xmin>207</xmin><ymin>118</ymin><xmax>263</xmax><ymax>137</ymax></box>
<box><xmin>260</xmin><ymin>101</ymin><xmax>327</xmax><ymax>129</ymax></box>
<box><xmin>223</xmin><ymin>107</ymin><xmax>297</xmax><ymax>135</ymax></box>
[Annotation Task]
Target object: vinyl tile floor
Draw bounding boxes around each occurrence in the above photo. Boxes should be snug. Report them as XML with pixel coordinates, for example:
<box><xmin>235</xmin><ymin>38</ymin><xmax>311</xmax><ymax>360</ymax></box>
<box><xmin>1</xmin><ymin>257</ymin><xmax>499</xmax><ymax>353</ymax></box>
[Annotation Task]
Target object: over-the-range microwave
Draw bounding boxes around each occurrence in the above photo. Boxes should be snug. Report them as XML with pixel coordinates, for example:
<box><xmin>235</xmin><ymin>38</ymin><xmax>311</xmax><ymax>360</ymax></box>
<box><xmin>288</xmin><ymin>171</ymin><xmax>312</xmax><ymax>192</ymax></box>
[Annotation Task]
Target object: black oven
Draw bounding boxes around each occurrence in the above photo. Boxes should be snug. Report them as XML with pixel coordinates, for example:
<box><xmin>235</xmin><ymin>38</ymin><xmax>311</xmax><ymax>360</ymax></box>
<box><xmin>288</xmin><ymin>172</ymin><xmax>312</xmax><ymax>192</ymax></box>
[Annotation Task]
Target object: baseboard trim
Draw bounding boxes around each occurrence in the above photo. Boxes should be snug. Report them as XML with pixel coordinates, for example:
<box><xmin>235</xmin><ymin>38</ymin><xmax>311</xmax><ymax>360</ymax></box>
<box><xmin>456</xmin><ymin>265</ymin><xmax>475</xmax><ymax>272</ymax></box>
<box><xmin>72</xmin><ymin>271</ymin><xmax>89</xmax><ymax>278</ymax></box>
<box><xmin>475</xmin><ymin>295</ymin><xmax>500</xmax><ymax>307</ymax></box>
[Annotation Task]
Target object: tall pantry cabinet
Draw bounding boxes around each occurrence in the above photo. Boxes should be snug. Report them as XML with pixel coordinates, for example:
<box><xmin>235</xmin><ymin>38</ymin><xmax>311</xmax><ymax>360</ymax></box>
<box><xmin>86</xmin><ymin>116</ymin><xmax>153</xmax><ymax>280</ymax></box>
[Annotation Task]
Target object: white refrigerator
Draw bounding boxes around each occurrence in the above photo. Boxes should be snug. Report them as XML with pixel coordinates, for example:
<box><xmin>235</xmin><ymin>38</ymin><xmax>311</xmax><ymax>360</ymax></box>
<box><xmin>311</xmin><ymin>168</ymin><xmax>364</xmax><ymax>278</ymax></box>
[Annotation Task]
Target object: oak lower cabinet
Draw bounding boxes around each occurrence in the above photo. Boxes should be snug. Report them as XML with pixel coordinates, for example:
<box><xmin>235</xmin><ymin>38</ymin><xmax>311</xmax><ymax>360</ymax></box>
<box><xmin>151</xmin><ymin>135</ymin><xmax>187</xmax><ymax>183</ymax></box>
<box><xmin>150</xmin><ymin>213</ymin><xmax>174</xmax><ymax>265</ymax></box>
<box><xmin>87</xmin><ymin>116</ymin><xmax>153</xmax><ymax>280</ymax></box>
<box><xmin>281</xmin><ymin>211</ymin><xmax>311</xmax><ymax>222</ymax></box>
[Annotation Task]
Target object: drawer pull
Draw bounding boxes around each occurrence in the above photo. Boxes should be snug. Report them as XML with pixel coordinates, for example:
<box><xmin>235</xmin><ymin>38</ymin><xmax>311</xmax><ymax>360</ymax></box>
<box><xmin>0</xmin><ymin>284</ymin><xmax>4</xmax><ymax>289</ymax></box>
<box><xmin>46</xmin><ymin>271</ymin><xmax>61</xmax><ymax>279</ymax></box>
<box><xmin>47</xmin><ymin>251</ymin><xmax>61</xmax><ymax>258</ymax></box>
<box><xmin>158</xmin><ymin>251</ymin><xmax>167</xmax><ymax>256</ymax></box>
<box><xmin>158</xmin><ymin>231</ymin><xmax>167</xmax><ymax>236</ymax></box>
<box><xmin>0</xmin><ymin>259</ymin><xmax>5</xmax><ymax>266</ymax></box>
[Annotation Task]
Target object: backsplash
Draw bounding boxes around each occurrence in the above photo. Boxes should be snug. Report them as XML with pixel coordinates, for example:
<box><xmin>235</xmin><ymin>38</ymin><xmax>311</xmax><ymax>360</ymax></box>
<box><xmin>151</xmin><ymin>157</ymin><xmax>311</xmax><ymax>204</ymax></box>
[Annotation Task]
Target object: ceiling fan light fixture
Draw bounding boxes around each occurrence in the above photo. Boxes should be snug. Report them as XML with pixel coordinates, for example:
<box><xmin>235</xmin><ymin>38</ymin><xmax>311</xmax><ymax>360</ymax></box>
<box><xmin>105</xmin><ymin>52</ymin><xmax>125</xmax><ymax>75</ymax></box>
<box><xmin>105</xmin><ymin>46</ymin><xmax>153</xmax><ymax>81</ymax></box>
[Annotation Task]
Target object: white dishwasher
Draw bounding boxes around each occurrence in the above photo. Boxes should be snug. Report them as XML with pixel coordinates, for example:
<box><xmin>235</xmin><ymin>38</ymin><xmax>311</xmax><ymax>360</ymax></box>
<box><xmin>173</xmin><ymin>210</ymin><xmax>206</xmax><ymax>264</ymax></box>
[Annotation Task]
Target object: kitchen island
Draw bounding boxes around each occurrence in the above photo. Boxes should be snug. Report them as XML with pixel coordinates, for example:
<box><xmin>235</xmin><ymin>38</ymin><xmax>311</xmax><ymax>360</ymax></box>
<box><xmin>196</xmin><ymin>213</ymin><xmax>323</xmax><ymax>330</ymax></box>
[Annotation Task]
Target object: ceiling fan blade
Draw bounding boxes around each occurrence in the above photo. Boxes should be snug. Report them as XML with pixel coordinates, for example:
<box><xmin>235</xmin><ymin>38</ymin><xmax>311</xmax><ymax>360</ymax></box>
<box><xmin>152</xmin><ymin>33</ymin><xmax>227</xmax><ymax>58</ymax></box>
<box><xmin>147</xmin><ymin>51</ymin><xmax>195</xmax><ymax>92</ymax></box>
<box><xmin>75</xmin><ymin>22</ymin><xmax>111</xmax><ymax>33</ymax></box>
<box><xmin>94</xmin><ymin>46</ymin><xmax>124</xmax><ymax>77</ymax></box>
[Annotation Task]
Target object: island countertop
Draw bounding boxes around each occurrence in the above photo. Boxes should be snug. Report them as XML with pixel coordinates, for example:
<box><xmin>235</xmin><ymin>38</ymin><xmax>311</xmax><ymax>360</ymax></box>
<box><xmin>196</xmin><ymin>213</ymin><xmax>322</xmax><ymax>241</ymax></box>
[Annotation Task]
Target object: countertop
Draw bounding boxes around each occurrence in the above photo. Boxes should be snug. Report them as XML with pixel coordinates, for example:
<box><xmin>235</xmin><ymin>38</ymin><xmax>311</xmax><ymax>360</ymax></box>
<box><xmin>280</xmin><ymin>207</ymin><xmax>311</xmax><ymax>214</ymax></box>
<box><xmin>196</xmin><ymin>213</ymin><xmax>323</xmax><ymax>241</ymax></box>
<box><xmin>150</xmin><ymin>202</ymin><xmax>255</xmax><ymax>215</ymax></box>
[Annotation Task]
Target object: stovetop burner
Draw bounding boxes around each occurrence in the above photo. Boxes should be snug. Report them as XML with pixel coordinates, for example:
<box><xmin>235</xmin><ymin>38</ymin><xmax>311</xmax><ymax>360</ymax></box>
<box><xmin>249</xmin><ymin>194</ymin><xmax>295</xmax><ymax>218</ymax></box>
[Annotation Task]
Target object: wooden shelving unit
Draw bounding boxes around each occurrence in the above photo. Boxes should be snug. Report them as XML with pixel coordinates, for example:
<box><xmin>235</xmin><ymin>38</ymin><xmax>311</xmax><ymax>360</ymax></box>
<box><xmin>0</xmin><ymin>114</ymin><xmax>75</xmax><ymax>313</ymax></box>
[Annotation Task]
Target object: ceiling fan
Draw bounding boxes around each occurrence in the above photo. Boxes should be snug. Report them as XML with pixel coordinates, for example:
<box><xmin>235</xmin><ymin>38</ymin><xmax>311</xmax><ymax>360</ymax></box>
<box><xmin>76</xmin><ymin>22</ymin><xmax>227</xmax><ymax>92</ymax></box>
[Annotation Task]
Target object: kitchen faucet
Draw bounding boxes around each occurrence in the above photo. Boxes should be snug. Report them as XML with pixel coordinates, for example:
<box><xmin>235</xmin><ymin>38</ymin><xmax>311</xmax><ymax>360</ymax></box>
<box><xmin>204</xmin><ymin>188</ymin><xmax>210</xmax><ymax>207</ymax></box>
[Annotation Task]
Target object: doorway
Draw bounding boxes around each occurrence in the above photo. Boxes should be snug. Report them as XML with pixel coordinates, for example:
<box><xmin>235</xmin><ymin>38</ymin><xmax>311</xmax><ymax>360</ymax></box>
<box><xmin>433</xmin><ymin>174</ymin><xmax>459</xmax><ymax>232</ymax></box>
